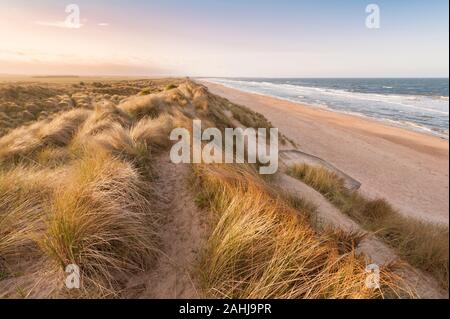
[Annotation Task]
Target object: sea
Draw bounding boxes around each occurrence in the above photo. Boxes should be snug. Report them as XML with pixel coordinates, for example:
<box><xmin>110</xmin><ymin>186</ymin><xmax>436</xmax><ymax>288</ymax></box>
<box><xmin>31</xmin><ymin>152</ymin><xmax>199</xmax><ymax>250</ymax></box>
<box><xmin>203</xmin><ymin>78</ymin><xmax>449</xmax><ymax>138</ymax></box>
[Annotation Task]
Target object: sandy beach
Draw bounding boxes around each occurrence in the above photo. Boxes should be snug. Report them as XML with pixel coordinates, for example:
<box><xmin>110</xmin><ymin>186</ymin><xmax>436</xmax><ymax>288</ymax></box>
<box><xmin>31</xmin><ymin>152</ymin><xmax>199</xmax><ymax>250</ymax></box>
<box><xmin>202</xmin><ymin>81</ymin><xmax>449</xmax><ymax>225</ymax></box>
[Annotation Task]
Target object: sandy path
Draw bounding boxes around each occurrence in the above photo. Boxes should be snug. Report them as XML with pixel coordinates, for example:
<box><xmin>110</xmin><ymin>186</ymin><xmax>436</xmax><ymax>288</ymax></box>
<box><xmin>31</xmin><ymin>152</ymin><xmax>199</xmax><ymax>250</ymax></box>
<box><xmin>202</xmin><ymin>81</ymin><xmax>449</xmax><ymax>225</ymax></box>
<box><xmin>127</xmin><ymin>153</ymin><xmax>207</xmax><ymax>298</ymax></box>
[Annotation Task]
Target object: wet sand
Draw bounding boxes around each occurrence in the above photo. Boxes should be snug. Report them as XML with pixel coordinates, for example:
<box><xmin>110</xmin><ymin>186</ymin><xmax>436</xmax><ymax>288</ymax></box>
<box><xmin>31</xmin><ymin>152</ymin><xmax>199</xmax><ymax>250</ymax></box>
<box><xmin>202</xmin><ymin>81</ymin><xmax>449</xmax><ymax>225</ymax></box>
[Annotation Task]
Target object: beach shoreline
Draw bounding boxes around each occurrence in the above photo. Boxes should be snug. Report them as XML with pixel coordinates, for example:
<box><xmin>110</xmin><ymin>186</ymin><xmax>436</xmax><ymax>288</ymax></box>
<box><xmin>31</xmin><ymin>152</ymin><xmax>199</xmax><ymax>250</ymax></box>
<box><xmin>200</xmin><ymin>78</ymin><xmax>449</xmax><ymax>140</ymax></box>
<box><xmin>200</xmin><ymin>80</ymin><xmax>449</xmax><ymax>225</ymax></box>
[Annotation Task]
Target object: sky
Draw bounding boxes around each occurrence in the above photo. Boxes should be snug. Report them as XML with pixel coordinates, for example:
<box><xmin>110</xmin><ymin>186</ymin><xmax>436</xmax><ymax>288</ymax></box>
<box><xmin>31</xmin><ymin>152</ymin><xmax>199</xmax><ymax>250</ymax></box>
<box><xmin>0</xmin><ymin>0</ymin><xmax>448</xmax><ymax>77</ymax></box>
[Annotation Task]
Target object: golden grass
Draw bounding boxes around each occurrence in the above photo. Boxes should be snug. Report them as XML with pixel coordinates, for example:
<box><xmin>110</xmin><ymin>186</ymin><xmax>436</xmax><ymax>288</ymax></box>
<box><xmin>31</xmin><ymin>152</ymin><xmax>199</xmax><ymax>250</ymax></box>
<box><xmin>204</xmin><ymin>92</ymin><xmax>289</xmax><ymax>144</ymax></box>
<box><xmin>0</xmin><ymin>167</ymin><xmax>63</xmax><ymax>278</ymax></box>
<box><xmin>35</xmin><ymin>147</ymin><xmax>72</xmax><ymax>168</ymax></box>
<box><xmin>0</xmin><ymin>122</ymin><xmax>43</xmax><ymax>164</ymax></box>
<box><xmin>130</xmin><ymin>114</ymin><xmax>174</xmax><ymax>152</ymax></box>
<box><xmin>0</xmin><ymin>78</ymin><xmax>184</xmax><ymax>136</ymax></box>
<box><xmin>0</xmin><ymin>84</ymin><xmax>68</xmax><ymax>136</ymax></box>
<box><xmin>287</xmin><ymin>163</ymin><xmax>449</xmax><ymax>290</ymax></box>
<box><xmin>226</xmin><ymin>102</ymin><xmax>273</xmax><ymax>130</ymax></box>
<box><xmin>119</xmin><ymin>95</ymin><xmax>162</xmax><ymax>119</ymax></box>
<box><xmin>193</xmin><ymin>164</ymin><xmax>407</xmax><ymax>299</ymax></box>
<box><xmin>282</xmin><ymin>192</ymin><xmax>320</xmax><ymax>227</ymax></box>
<box><xmin>77</xmin><ymin>103</ymin><xmax>130</xmax><ymax>137</ymax></box>
<box><xmin>286</xmin><ymin>164</ymin><xmax>345</xmax><ymax>197</ymax></box>
<box><xmin>40</xmin><ymin>152</ymin><xmax>160</xmax><ymax>296</ymax></box>
<box><xmin>0</xmin><ymin>109</ymin><xmax>90</xmax><ymax>165</ymax></box>
<box><xmin>0</xmin><ymin>151</ymin><xmax>160</xmax><ymax>297</ymax></box>
<box><xmin>165</xmin><ymin>84</ymin><xmax>178</xmax><ymax>91</ymax></box>
<box><xmin>0</xmin><ymin>82</ymin><xmax>179</xmax><ymax>296</ymax></box>
<box><xmin>83</xmin><ymin>113</ymin><xmax>175</xmax><ymax>180</ymax></box>
<box><xmin>118</xmin><ymin>88</ymin><xmax>189</xmax><ymax>120</ymax></box>
<box><xmin>38</xmin><ymin>109</ymin><xmax>91</xmax><ymax>147</ymax></box>
<box><xmin>322</xmin><ymin>228</ymin><xmax>367</xmax><ymax>255</ymax></box>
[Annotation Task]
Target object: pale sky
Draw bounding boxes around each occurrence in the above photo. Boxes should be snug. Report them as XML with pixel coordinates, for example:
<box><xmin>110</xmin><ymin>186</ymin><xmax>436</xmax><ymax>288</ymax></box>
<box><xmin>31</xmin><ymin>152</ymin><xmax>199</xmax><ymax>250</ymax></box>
<box><xmin>0</xmin><ymin>0</ymin><xmax>448</xmax><ymax>77</ymax></box>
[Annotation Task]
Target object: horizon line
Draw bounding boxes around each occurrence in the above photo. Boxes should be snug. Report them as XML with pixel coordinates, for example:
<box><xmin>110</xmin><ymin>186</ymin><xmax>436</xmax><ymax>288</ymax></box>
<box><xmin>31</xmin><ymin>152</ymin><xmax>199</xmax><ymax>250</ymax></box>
<box><xmin>1</xmin><ymin>73</ymin><xmax>449</xmax><ymax>80</ymax></box>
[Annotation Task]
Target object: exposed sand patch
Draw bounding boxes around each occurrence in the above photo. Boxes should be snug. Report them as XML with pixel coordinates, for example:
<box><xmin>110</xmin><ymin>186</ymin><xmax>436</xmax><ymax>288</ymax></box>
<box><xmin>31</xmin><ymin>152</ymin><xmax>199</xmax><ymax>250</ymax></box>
<box><xmin>126</xmin><ymin>153</ymin><xmax>207</xmax><ymax>299</ymax></box>
<box><xmin>202</xmin><ymin>81</ymin><xmax>449</xmax><ymax>225</ymax></box>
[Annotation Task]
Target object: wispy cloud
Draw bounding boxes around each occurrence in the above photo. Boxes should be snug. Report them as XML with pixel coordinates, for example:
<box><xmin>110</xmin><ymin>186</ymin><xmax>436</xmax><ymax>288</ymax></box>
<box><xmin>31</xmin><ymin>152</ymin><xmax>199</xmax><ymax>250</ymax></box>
<box><xmin>98</xmin><ymin>23</ymin><xmax>109</xmax><ymax>27</ymax></box>
<box><xmin>35</xmin><ymin>21</ymin><xmax>83</xmax><ymax>29</ymax></box>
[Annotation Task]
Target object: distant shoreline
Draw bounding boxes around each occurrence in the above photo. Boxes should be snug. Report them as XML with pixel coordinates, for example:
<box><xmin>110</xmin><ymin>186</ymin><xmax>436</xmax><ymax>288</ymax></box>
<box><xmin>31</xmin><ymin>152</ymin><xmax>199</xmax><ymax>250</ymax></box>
<box><xmin>201</xmin><ymin>78</ymin><xmax>449</xmax><ymax>140</ymax></box>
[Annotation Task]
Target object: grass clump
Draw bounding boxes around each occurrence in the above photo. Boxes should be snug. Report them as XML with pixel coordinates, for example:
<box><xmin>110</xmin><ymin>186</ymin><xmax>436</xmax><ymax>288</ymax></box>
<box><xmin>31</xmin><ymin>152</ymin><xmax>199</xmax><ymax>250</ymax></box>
<box><xmin>118</xmin><ymin>95</ymin><xmax>164</xmax><ymax>120</ymax></box>
<box><xmin>0</xmin><ymin>109</ymin><xmax>90</xmax><ymax>165</ymax></box>
<box><xmin>87</xmin><ymin>114</ymin><xmax>174</xmax><ymax>179</ymax></box>
<box><xmin>35</xmin><ymin>147</ymin><xmax>73</xmax><ymax>168</ymax></box>
<box><xmin>139</xmin><ymin>88</ymin><xmax>152</xmax><ymax>96</ymax></box>
<box><xmin>286</xmin><ymin>163</ymin><xmax>345</xmax><ymax>198</ymax></box>
<box><xmin>40</xmin><ymin>152</ymin><xmax>160</xmax><ymax>296</ymax></box>
<box><xmin>0</xmin><ymin>167</ymin><xmax>62</xmax><ymax>281</ymax></box>
<box><xmin>226</xmin><ymin>102</ymin><xmax>272</xmax><ymax>130</ymax></box>
<box><xmin>322</xmin><ymin>228</ymin><xmax>367</xmax><ymax>255</ymax></box>
<box><xmin>193</xmin><ymin>163</ymin><xmax>406</xmax><ymax>299</ymax></box>
<box><xmin>287</xmin><ymin>163</ymin><xmax>449</xmax><ymax>290</ymax></box>
<box><xmin>165</xmin><ymin>84</ymin><xmax>178</xmax><ymax>91</ymax></box>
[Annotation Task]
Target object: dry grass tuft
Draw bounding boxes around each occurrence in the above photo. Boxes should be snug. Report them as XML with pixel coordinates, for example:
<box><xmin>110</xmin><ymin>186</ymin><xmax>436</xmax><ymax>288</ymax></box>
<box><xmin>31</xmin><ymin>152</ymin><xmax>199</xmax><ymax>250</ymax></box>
<box><xmin>72</xmin><ymin>104</ymin><xmax>128</xmax><ymax>144</ymax></box>
<box><xmin>118</xmin><ymin>89</ymin><xmax>189</xmax><ymax>120</ymax></box>
<box><xmin>0</xmin><ymin>109</ymin><xmax>90</xmax><ymax>164</ymax></box>
<box><xmin>40</xmin><ymin>152</ymin><xmax>160</xmax><ymax>296</ymax></box>
<box><xmin>280</xmin><ymin>192</ymin><xmax>321</xmax><ymax>229</ymax></box>
<box><xmin>87</xmin><ymin>114</ymin><xmax>174</xmax><ymax>178</ymax></box>
<box><xmin>38</xmin><ymin>109</ymin><xmax>91</xmax><ymax>147</ymax></box>
<box><xmin>226</xmin><ymin>102</ymin><xmax>273</xmax><ymax>130</ymax></box>
<box><xmin>35</xmin><ymin>147</ymin><xmax>72</xmax><ymax>168</ymax></box>
<box><xmin>0</xmin><ymin>122</ymin><xmax>44</xmax><ymax>164</ymax></box>
<box><xmin>93</xmin><ymin>123</ymin><xmax>143</xmax><ymax>159</ymax></box>
<box><xmin>286</xmin><ymin>164</ymin><xmax>345</xmax><ymax>198</ymax></box>
<box><xmin>322</xmin><ymin>228</ymin><xmax>367</xmax><ymax>255</ymax></box>
<box><xmin>118</xmin><ymin>94</ymin><xmax>162</xmax><ymax>119</ymax></box>
<box><xmin>130</xmin><ymin>114</ymin><xmax>174</xmax><ymax>152</ymax></box>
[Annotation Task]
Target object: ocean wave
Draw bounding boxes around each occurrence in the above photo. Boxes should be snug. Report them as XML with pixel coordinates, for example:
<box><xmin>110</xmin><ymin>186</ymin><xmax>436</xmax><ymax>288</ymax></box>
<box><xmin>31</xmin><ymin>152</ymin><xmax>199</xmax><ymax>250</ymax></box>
<box><xmin>203</xmin><ymin>78</ymin><xmax>449</xmax><ymax>139</ymax></box>
<box><xmin>211</xmin><ymin>78</ymin><xmax>449</xmax><ymax>115</ymax></box>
